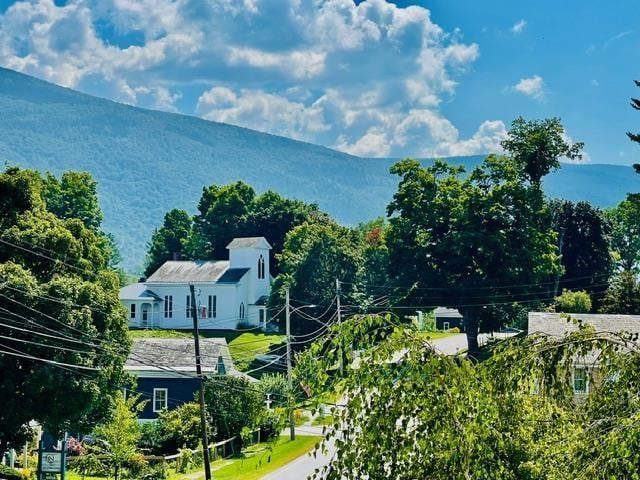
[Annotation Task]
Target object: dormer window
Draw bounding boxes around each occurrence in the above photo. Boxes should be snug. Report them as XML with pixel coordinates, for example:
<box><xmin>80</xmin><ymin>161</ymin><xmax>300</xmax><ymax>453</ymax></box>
<box><xmin>258</xmin><ymin>255</ymin><xmax>265</xmax><ymax>279</ymax></box>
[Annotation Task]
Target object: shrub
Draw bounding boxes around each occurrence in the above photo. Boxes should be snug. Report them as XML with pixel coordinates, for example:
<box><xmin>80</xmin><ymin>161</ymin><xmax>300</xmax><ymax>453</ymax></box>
<box><xmin>448</xmin><ymin>327</ymin><xmax>460</xmax><ymax>333</ymax></box>
<box><xmin>69</xmin><ymin>454</ymin><xmax>110</xmax><ymax>477</ymax></box>
<box><xmin>259</xmin><ymin>373</ymin><xmax>289</xmax><ymax>407</ymax></box>
<box><xmin>0</xmin><ymin>465</ymin><xmax>26</xmax><ymax>480</ymax></box>
<box><xmin>555</xmin><ymin>289</ymin><xmax>592</xmax><ymax>313</ymax></box>
<box><xmin>258</xmin><ymin>409</ymin><xmax>285</xmax><ymax>441</ymax></box>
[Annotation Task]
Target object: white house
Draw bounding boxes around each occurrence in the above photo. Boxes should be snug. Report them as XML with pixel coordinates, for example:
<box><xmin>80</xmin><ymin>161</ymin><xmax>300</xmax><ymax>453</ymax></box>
<box><xmin>120</xmin><ymin>237</ymin><xmax>272</xmax><ymax>330</ymax></box>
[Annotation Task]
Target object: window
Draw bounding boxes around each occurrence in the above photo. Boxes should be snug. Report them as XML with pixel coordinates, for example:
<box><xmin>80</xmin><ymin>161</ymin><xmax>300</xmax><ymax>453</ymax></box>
<box><xmin>259</xmin><ymin>309</ymin><xmax>265</xmax><ymax>325</ymax></box>
<box><xmin>153</xmin><ymin>388</ymin><xmax>168</xmax><ymax>412</ymax></box>
<box><xmin>258</xmin><ymin>255</ymin><xmax>265</xmax><ymax>279</ymax></box>
<box><xmin>239</xmin><ymin>302</ymin><xmax>245</xmax><ymax>319</ymax></box>
<box><xmin>573</xmin><ymin>367</ymin><xmax>588</xmax><ymax>394</ymax></box>
<box><xmin>130</xmin><ymin>304</ymin><xmax>136</xmax><ymax>319</ymax></box>
<box><xmin>186</xmin><ymin>295</ymin><xmax>191</xmax><ymax>318</ymax></box>
<box><xmin>208</xmin><ymin>295</ymin><xmax>217</xmax><ymax>318</ymax></box>
<box><xmin>443</xmin><ymin>321</ymin><xmax>450</xmax><ymax>331</ymax></box>
<box><xmin>164</xmin><ymin>295</ymin><xmax>173</xmax><ymax>318</ymax></box>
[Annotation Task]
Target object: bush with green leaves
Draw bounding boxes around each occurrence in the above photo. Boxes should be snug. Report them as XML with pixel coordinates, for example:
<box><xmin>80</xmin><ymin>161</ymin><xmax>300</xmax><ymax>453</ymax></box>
<box><xmin>258</xmin><ymin>373</ymin><xmax>289</xmax><ymax>407</ymax></box>
<box><xmin>257</xmin><ymin>409</ymin><xmax>285</xmax><ymax>441</ymax></box>
<box><xmin>555</xmin><ymin>289</ymin><xmax>592</xmax><ymax>313</ymax></box>
<box><xmin>0</xmin><ymin>465</ymin><xmax>26</xmax><ymax>480</ymax></box>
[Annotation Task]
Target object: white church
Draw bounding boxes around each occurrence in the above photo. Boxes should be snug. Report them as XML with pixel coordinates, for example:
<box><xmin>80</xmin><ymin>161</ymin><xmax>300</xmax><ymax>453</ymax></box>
<box><xmin>120</xmin><ymin>237</ymin><xmax>272</xmax><ymax>330</ymax></box>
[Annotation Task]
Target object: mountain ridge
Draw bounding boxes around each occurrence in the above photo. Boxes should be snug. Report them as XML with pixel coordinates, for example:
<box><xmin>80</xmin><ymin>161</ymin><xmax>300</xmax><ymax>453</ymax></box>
<box><xmin>1</xmin><ymin>67</ymin><xmax>638</xmax><ymax>271</ymax></box>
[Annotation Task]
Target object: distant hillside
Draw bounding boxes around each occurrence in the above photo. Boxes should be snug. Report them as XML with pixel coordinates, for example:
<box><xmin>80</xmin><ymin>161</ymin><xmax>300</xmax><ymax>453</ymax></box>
<box><xmin>1</xmin><ymin>68</ymin><xmax>638</xmax><ymax>271</ymax></box>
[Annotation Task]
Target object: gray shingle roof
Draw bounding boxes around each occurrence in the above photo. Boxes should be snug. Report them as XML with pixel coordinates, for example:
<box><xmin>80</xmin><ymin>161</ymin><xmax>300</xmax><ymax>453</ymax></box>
<box><xmin>216</xmin><ymin>267</ymin><xmax>250</xmax><ymax>284</ymax></box>
<box><xmin>125</xmin><ymin>338</ymin><xmax>231</xmax><ymax>373</ymax></box>
<box><xmin>434</xmin><ymin>307</ymin><xmax>462</xmax><ymax>318</ymax></box>
<box><xmin>528</xmin><ymin>312</ymin><xmax>640</xmax><ymax>337</ymax></box>
<box><xmin>146</xmin><ymin>261</ymin><xmax>230</xmax><ymax>283</ymax></box>
<box><xmin>226</xmin><ymin>237</ymin><xmax>272</xmax><ymax>250</ymax></box>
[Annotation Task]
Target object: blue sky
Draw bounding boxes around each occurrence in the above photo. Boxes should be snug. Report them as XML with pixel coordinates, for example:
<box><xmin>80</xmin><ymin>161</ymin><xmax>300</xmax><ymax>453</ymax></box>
<box><xmin>0</xmin><ymin>0</ymin><xmax>637</xmax><ymax>164</ymax></box>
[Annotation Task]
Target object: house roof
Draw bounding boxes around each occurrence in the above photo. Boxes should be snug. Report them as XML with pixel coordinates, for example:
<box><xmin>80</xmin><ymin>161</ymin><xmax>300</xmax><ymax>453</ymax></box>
<box><xmin>226</xmin><ymin>237</ymin><xmax>272</xmax><ymax>250</ymax></box>
<box><xmin>433</xmin><ymin>307</ymin><xmax>463</xmax><ymax>319</ymax></box>
<box><xmin>125</xmin><ymin>338</ymin><xmax>240</xmax><ymax>375</ymax></box>
<box><xmin>119</xmin><ymin>283</ymin><xmax>162</xmax><ymax>301</ymax></box>
<box><xmin>216</xmin><ymin>267</ymin><xmax>250</xmax><ymax>284</ymax></box>
<box><xmin>252</xmin><ymin>295</ymin><xmax>269</xmax><ymax>306</ymax></box>
<box><xmin>146</xmin><ymin>260</ymin><xmax>230</xmax><ymax>283</ymax></box>
<box><xmin>528</xmin><ymin>312</ymin><xmax>640</xmax><ymax>337</ymax></box>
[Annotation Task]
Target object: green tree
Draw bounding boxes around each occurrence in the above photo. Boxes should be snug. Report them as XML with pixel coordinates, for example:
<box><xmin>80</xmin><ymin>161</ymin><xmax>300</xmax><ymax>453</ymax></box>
<box><xmin>203</xmin><ymin>376</ymin><xmax>264</xmax><ymax>441</ymax></box>
<box><xmin>554</xmin><ymin>289</ymin><xmax>592</xmax><ymax>313</ymax></box>
<box><xmin>94</xmin><ymin>392</ymin><xmax>145</xmax><ymax>480</ymax></box>
<box><xmin>548</xmin><ymin>200</ymin><xmax>612</xmax><ymax>303</ymax></box>
<box><xmin>185</xmin><ymin>183</ymin><xmax>324</xmax><ymax>275</ymax></box>
<box><xmin>43</xmin><ymin>171</ymin><xmax>104</xmax><ymax>230</ymax></box>
<box><xmin>144</xmin><ymin>209</ymin><xmax>192</xmax><ymax>277</ymax></box>
<box><xmin>607</xmin><ymin>198</ymin><xmax>640</xmax><ymax>273</ymax></box>
<box><xmin>273</xmin><ymin>221</ymin><xmax>363</xmax><ymax>335</ymax></box>
<box><xmin>599</xmin><ymin>271</ymin><xmax>640</xmax><ymax>314</ymax></box>
<box><xmin>0</xmin><ymin>167</ymin><xmax>130</xmax><ymax>452</ymax></box>
<box><xmin>387</xmin><ymin>147</ymin><xmax>565</xmax><ymax>353</ymax></box>
<box><xmin>150</xmin><ymin>402</ymin><xmax>202</xmax><ymax>454</ymax></box>
<box><xmin>626</xmin><ymin>79</ymin><xmax>640</xmax><ymax>174</ymax></box>
<box><xmin>297</xmin><ymin>314</ymin><xmax>640</xmax><ymax>479</ymax></box>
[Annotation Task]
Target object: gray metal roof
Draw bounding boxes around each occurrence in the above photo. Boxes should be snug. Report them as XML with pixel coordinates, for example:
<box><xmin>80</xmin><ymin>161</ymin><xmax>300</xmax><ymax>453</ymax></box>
<box><xmin>119</xmin><ymin>283</ymin><xmax>162</xmax><ymax>301</ymax></box>
<box><xmin>252</xmin><ymin>295</ymin><xmax>269</xmax><ymax>306</ymax></box>
<box><xmin>125</xmin><ymin>338</ymin><xmax>231</xmax><ymax>373</ymax></box>
<box><xmin>226</xmin><ymin>237</ymin><xmax>272</xmax><ymax>250</ymax></box>
<box><xmin>146</xmin><ymin>260</ymin><xmax>230</xmax><ymax>283</ymax></box>
<box><xmin>216</xmin><ymin>267</ymin><xmax>250</xmax><ymax>284</ymax></box>
<box><xmin>528</xmin><ymin>312</ymin><xmax>640</xmax><ymax>337</ymax></box>
<box><xmin>434</xmin><ymin>307</ymin><xmax>463</xmax><ymax>318</ymax></box>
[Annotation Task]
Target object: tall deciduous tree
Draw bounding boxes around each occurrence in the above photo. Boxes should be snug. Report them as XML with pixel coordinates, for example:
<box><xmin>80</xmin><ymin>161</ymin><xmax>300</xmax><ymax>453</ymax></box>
<box><xmin>387</xmin><ymin>118</ymin><xmax>578</xmax><ymax>354</ymax></box>
<box><xmin>43</xmin><ymin>171</ymin><xmax>104</xmax><ymax>230</ymax></box>
<box><xmin>0</xmin><ymin>167</ymin><xmax>129</xmax><ymax>452</ymax></box>
<box><xmin>144</xmin><ymin>209</ymin><xmax>192</xmax><ymax>277</ymax></box>
<box><xmin>273</xmin><ymin>221</ymin><xmax>363</xmax><ymax>335</ymax></box>
<box><xmin>606</xmin><ymin>198</ymin><xmax>640</xmax><ymax>273</ymax></box>
<box><xmin>599</xmin><ymin>271</ymin><xmax>640</xmax><ymax>315</ymax></box>
<box><xmin>548</xmin><ymin>200</ymin><xmax>612</xmax><ymax>304</ymax></box>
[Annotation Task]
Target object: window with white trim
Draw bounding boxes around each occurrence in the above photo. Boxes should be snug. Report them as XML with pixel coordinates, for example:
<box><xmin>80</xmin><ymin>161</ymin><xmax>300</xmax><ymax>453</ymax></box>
<box><xmin>258</xmin><ymin>255</ymin><xmax>265</xmax><ymax>279</ymax></box>
<box><xmin>130</xmin><ymin>304</ymin><xmax>136</xmax><ymax>319</ymax></box>
<box><xmin>164</xmin><ymin>296</ymin><xmax>173</xmax><ymax>318</ymax></box>
<box><xmin>239</xmin><ymin>302</ymin><xmax>245</xmax><ymax>319</ymax></box>
<box><xmin>259</xmin><ymin>308</ymin><xmax>265</xmax><ymax>325</ymax></box>
<box><xmin>573</xmin><ymin>367</ymin><xmax>588</xmax><ymax>394</ymax></box>
<box><xmin>153</xmin><ymin>388</ymin><xmax>168</xmax><ymax>412</ymax></box>
<box><xmin>208</xmin><ymin>295</ymin><xmax>216</xmax><ymax>318</ymax></box>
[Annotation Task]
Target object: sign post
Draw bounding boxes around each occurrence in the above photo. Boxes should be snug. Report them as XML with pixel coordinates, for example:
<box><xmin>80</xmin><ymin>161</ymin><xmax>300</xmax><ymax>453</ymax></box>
<box><xmin>37</xmin><ymin>439</ymin><xmax>66</xmax><ymax>480</ymax></box>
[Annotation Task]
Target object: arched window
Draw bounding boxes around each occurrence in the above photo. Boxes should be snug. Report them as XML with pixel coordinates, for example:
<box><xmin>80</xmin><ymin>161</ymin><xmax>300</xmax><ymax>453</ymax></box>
<box><xmin>239</xmin><ymin>302</ymin><xmax>245</xmax><ymax>319</ymax></box>
<box><xmin>258</xmin><ymin>255</ymin><xmax>265</xmax><ymax>279</ymax></box>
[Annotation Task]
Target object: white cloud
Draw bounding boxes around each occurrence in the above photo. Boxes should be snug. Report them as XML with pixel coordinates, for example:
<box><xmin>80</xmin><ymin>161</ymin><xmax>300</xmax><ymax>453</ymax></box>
<box><xmin>510</xmin><ymin>19</ymin><xmax>527</xmax><ymax>34</ymax></box>
<box><xmin>0</xmin><ymin>0</ymin><xmax>499</xmax><ymax>157</ymax></box>
<box><xmin>512</xmin><ymin>75</ymin><xmax>545</xmax><ymax>100</ymax></box>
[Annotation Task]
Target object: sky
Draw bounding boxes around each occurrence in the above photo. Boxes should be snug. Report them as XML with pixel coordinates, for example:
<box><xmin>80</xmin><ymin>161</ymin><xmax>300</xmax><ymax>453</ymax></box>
<box><xmin>0</xmin><ymin>0</ymin><xmax>638</xmax><ymax>164</ymax></box>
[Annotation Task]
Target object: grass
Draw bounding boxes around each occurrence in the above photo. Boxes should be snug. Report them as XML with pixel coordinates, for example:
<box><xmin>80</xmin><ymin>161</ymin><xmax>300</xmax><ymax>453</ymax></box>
<box><xmin>128</xmin><ymin>329</ymin><xmax>286</xmax><ymax>373</ymax></box>
<box><xmin>169</xmin><ymin>436</ymin><xmax>321</xmax><ymax>480</ymax></box>
<box><xmin>312</xmin><ymin>415</ymin><xmax>334</xmax><ymax>426</ymax></box>
<box><xmin>416</xmin><ymin>331</ymin><xmax>459</xmax><ymax>341</ymax></box>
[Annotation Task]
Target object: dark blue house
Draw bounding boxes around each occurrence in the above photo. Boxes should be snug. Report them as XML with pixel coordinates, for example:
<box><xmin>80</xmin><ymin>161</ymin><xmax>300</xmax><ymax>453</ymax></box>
<box><xmin>125</xmin><ymin>337</ymin><xmax>255</xmax><ymax>420</ymax></box>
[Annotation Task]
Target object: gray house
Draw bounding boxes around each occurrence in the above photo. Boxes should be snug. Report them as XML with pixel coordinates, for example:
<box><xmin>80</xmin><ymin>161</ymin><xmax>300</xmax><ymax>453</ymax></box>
<box><xmin>528</xmin><ymin>312</ymin><xmax>640</xmax><ymax>395</ymax></box>
<box><xmin>125</xmin><ymin>338</ymin><xmax>255</xmax><ymax>420</ymax></box>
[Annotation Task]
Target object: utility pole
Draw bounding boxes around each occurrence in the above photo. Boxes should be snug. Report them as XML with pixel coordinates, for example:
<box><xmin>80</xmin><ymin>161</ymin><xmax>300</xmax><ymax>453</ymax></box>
<box><xmin>285</xmin><ymin>286</ymin><xmax>295</xmax><ymax>441</ymax></box>
<box><xmin>190</xmin><ymin>284</ymin><xmax>212</xmax><ymax>480</ymax></box>
<box><xmin>336</xmin><ymin>279</ymin><xmax>343</xmax><ymax>375</ymax></box>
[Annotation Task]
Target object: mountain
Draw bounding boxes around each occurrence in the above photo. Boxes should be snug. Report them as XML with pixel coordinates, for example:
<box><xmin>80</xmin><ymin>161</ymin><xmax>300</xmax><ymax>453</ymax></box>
<box><xmin>0</xmin><ymin>67</ymin><xmax>638</xmax><ymax>271</ymax></box>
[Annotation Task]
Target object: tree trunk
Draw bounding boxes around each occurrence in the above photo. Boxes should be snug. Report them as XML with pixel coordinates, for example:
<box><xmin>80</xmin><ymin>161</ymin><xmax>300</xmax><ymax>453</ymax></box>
<box><xmin>463</xmin><ymin>310</ymin><xmax>480</xmax><ymax>358</ymax></box>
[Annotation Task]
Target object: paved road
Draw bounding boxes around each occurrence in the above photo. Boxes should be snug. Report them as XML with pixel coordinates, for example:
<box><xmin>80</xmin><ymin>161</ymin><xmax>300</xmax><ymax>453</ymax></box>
<box><xmin>261</xmin><ymin>426</ymin><xmax>333</xmax><ymax>480</ymax></box>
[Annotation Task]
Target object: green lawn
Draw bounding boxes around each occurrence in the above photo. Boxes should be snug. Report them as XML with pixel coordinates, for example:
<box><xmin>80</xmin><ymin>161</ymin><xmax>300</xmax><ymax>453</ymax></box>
<box><xmin>172</xmin><ymin>436</ymin><xmax>321</xmax><ymax>480</ymax></box>
<box><xmin>416</xmin><ymin>331</ymin><xmax>459</xmax><ymax>341</ymax></box>
<box><xmin>128</xmin><ymin>329</ymin><xmax>285</xmax><ymax>373</ymax></box>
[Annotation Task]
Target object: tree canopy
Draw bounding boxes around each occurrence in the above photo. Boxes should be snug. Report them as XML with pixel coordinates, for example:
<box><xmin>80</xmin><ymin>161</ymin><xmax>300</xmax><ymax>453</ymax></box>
<box><xmin>144</xmin><ymin>209</ymin><xmax>192</xmax><ymax>277</ymax></box>
<box><xmin>0</xmin><ymin>167</ymin><xmax>129</xmax><ymax>452</ymax></box>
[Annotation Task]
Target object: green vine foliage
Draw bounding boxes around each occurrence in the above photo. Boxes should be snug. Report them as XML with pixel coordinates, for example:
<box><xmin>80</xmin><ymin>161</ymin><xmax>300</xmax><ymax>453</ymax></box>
<box><xmin>295</xmin><ymin>315</ymin><xmax>640</xmax><ymax>479</ymax></box>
